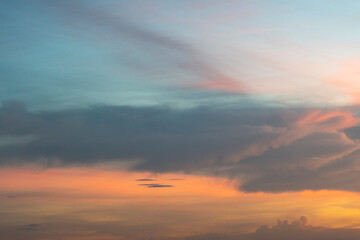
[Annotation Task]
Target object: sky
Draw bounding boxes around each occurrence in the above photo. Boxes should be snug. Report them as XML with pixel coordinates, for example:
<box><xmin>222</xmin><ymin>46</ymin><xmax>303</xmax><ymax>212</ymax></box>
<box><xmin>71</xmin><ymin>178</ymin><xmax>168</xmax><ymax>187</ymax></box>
<box><xmin>2</xmin><ymin>0</ymin><xmax>360</xmax><ymax>239</ymax></box>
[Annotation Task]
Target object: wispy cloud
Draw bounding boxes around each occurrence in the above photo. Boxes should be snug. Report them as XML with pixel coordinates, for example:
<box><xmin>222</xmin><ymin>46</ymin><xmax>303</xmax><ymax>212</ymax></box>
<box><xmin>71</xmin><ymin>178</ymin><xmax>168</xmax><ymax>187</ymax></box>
<box><xmin>136</xmin><ymin>178</ymin><xmax>156</xmax><ymax>182</ymax></box>
<box><xmin>38</xmin><ymin>0</ymin><xmax>245</xmax><ymax>93</ymax></box>
<box><xmin>139</xmin><ymin>184</ymin><xmax>174</xmax><ymax>188</ymax></box>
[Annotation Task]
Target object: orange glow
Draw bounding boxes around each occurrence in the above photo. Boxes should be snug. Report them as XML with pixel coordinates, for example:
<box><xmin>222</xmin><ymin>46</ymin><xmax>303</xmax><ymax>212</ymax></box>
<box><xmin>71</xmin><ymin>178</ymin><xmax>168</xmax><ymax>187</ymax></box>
<box><xmin>2</xmin><ymin>167</ymin><xmax>360</xmax><ymax>238</ymax></box>
<box><xmin>0</xmin><ymin>167</ymin><xmax>239</xmax><ymax>201</ymax></box>
<box><xmin>327</xmin><ymin>58</ymin><xmax>360</xmax><ymax>104</ymax></box>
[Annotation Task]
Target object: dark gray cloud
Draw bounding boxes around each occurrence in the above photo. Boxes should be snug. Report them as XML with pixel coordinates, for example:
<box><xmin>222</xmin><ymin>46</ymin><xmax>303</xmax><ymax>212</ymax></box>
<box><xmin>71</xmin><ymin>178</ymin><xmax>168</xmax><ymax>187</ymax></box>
<box><xmin>1</xmin><ymin>101</ymin><xmax>360</xmax><ymax>192</ymax></box>
<box><xmin>139</xmin><ymin>184</ymin><xmax>174</xmax><ymax>188</ymax></box>
<box><xmin>136</xmin><ymin>178</ymin><xmax>156</xmax><ymax>181</ymax></box>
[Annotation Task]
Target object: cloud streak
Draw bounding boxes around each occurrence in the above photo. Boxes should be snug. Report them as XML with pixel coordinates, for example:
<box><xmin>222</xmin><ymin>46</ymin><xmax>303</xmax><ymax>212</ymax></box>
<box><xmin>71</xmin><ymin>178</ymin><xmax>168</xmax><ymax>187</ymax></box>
<box><xmin>139</xmin><ymin>184</ymin><xmax>174</xmax><ymax>188</ymax></box>
<box><xmin>16</xmin><ymin>224</ymin><xmax>40</xmax><ymax>231</ymax></box>
<box><xmin>136</xmin><ymin>178</ymin><xmax>156</xmax><ymax>181</ymax></box>
<box><xmin>38</xmin><ymin>0</ymin><xmax>244</xmax><ymax>92</ymax></box>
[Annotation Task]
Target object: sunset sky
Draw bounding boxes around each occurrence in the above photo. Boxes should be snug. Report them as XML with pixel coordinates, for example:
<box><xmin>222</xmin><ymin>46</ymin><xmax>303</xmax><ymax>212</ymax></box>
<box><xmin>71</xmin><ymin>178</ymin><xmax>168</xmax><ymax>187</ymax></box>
<box><xmin>2</xmin><ymin>0</ymin><xmax>360</xmax><ymax>239</ymax></box>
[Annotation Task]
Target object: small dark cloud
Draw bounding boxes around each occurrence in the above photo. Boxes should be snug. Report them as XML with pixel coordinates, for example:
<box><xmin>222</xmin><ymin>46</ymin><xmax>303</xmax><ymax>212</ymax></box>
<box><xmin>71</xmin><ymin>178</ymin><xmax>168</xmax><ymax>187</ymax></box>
<box><xmin>136</xmin><ymin>179</ymin><xmax>156</xmax><ymax>182</ymax></box>
<box><xmin>168</xmin><ymin>178</ymin><xmax>184</xmax><ymax>181</ymax></box>
<box><xmin>16</xmin><ymin>224</ymin><xmax>40</xmax><ymax>231</ymax></box>
<box><xmin>147</xmin><ymin>184</ymin><xmax>173</xmax><ymax>188</ymax></box>
<box><xmin>138</xmin><ymin>184</ymin><xmax>174</xmax><ymax>188</ymax></box>
<box><xmin>4</xmin><ymin>192</ymin><xmax>51</xmax><ymax>199</ymax></box>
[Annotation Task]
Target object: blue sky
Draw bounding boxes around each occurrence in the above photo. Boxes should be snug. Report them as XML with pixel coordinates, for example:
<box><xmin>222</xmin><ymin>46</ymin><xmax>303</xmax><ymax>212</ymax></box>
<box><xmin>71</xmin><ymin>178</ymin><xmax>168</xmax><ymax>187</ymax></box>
<box><xmin>3</xmin><ymin>0</ymin><xmax>360</xmax><ymax>110</ymax></box>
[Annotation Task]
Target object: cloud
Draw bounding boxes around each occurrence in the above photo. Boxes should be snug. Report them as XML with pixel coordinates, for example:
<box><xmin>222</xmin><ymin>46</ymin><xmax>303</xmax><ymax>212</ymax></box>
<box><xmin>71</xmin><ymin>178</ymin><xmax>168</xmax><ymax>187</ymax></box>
<box><xmin>37</xmin><ymin>0</ymin><xmax>244</xmax><ymax>92</ymax></box>
<box><xmin>0</xmin><ymin>136</ymin><xmax>34</xmax><ymax>148</ymax></box>
<box><xmin>136</xmin><ymin>178</ymin><xmax>156</xmax><ymax>181</ymax></box>
<box><xmin>1</xmin><ymin>192</ymin><xmax>51</xmax><ymax>200</ymax></box>
<box><xmin>138</xmin><ymin>184</ymin><xmax>174</xmax><ymax>188</ymax></box>
<box><xmin>1</xmin><ymin>101</ymin><xmax>360</xmax><ymax>192</ymax></box>
<box><xmin>16</xmin><ymin>224</ymin><xmax>40</xmax><ymax>231</ymax></box>
<box><xmin>179</xmin><ymin>217</ymin><xmax>360</xmax><ymax>240</ymax></box>
<box><xmin>245</xmin><ymin>216</ymin><xmax>360</xmax><ymax>240</ymax></box>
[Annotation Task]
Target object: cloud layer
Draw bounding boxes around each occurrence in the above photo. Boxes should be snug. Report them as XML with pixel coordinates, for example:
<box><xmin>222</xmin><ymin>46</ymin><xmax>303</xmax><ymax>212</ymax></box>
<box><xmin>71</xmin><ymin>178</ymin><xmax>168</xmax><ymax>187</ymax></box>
<box><xmin>1</xmin><ymin>101</ymin><xmax>360</xmax><ymax>192</ymax></box>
